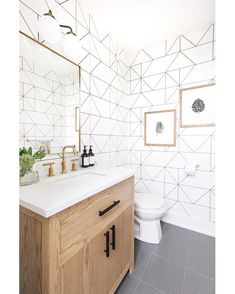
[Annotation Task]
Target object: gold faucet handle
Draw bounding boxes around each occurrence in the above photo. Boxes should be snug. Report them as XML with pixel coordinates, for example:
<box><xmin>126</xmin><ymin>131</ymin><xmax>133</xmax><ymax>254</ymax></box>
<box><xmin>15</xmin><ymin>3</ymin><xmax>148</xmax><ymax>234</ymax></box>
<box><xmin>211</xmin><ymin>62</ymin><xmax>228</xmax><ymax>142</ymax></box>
<box><xmin>43</xmin><ymin>162</ymin><xmax>55</xmax><ymax>177</ymax></box>
<box><xmin>71</xmin><ymin>159</ymin><xmax>79</xmax><ymax>171</ymax></box>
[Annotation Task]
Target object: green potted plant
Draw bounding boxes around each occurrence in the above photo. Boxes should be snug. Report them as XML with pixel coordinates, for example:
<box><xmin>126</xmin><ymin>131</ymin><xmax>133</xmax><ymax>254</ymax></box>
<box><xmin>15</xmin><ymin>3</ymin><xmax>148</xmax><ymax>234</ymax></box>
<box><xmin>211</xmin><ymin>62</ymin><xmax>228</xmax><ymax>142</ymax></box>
<box><xmin>19</xmin><ymin>147</ymin><xmax>46</xmax><ymax>186</ymax></box>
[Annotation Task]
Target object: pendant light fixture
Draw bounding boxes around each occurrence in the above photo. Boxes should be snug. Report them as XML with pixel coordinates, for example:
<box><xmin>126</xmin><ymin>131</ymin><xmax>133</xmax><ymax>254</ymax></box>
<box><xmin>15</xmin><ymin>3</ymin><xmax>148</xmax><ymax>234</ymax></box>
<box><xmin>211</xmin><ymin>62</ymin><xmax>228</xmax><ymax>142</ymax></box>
<box><xmin>38</xmin><ymin>10</ymin><xmax>62</xmax><ymax>44</ymax></box>
<box><xmin>37</xmin><ymin>2</ymin><xmax>80</xmax><ymax>60</ymax></box>
<box><xmin>62</xmin><ymin>29</ymin><xmax>80</xmax><ymax>60</ymax></box>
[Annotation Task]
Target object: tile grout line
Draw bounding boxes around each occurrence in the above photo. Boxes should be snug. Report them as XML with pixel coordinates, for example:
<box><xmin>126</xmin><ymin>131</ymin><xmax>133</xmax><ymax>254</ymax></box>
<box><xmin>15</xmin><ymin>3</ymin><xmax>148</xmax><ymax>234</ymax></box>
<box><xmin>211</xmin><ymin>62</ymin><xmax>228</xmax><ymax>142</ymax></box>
<box><xmin>134</xmin><ymin>279</ymin><xmax>167</xmax><ymax>294</ymax></box>
<box><xmin>132</xmin><ymin>277</ymin><xmax>141</xmax><ymax>294</ymax></box>
<box><xmin>115</xmin><ymin>274</ymin><xmax>141</xmax><ymax>294</ymax></box>
<box><xmin>180</xmin><ymin>268</ymin><xmax>187</xmax><ymax>294</ymax></box>
<box><xmin>132</xmin><ymin>250</ymin><xmax>152</xmax><ymax>280</ymax></box>
<box><xmin>135</xmin><ymin>267</ymin><xmax>166</xmax><ymax>294</ymax></box>
<box><xmin>180</xmin><ymin>236</ymin><xmax>190</xmax><ymax>294</ymax></box>
<box><xmin>185</xmin><ymin>268</ymin><xmax>215</xmax><ymax>282</ymax></box>
<box><xmin>135</xmin><ymin>241</ymin><xmax>215</xmax><ymax>281</ymax></box>
<box><xmin>133</xmin><ymin>247</ymin><xmax>167</xmax><ymax>294</ymax></box>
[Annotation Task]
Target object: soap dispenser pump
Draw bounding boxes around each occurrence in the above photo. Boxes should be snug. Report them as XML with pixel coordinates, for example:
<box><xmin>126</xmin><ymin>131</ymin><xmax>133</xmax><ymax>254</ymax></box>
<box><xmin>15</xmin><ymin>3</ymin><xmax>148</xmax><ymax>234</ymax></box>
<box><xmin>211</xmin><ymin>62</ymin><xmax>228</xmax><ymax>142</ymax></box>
<box><xmin>88</xmin><ymin>145</ymin><xmax>95</xmax><ymax>166</ymax></box>
<box><xmin>81</xmin><ymin>146</ymin><xmax>89</xmax><ymax>168</ymax></box>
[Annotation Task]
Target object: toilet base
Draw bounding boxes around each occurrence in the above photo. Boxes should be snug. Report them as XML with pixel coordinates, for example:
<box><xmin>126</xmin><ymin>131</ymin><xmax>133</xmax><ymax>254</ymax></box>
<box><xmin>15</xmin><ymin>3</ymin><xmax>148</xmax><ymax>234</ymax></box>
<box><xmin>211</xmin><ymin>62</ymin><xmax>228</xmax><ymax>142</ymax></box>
<box><xmin>134</xmin><ymin>217</ymin><xmax>162</xmax><ymax>244</ymax></box>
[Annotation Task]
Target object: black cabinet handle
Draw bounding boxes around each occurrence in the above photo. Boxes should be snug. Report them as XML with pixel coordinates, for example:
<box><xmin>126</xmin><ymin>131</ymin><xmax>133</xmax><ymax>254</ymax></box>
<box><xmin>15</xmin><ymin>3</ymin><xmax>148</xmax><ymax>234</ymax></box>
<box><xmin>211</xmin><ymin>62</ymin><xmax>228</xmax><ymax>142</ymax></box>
<box><xmin>104</xmin><ymin>231</ymin><xmax>110</xmax><ymax>258</ymax></box>
<box><xmin>110</xmin><ymin>225</ymin><xmax>116</xmax><ymax>250</ymax></box>
<box><xmin>99</xmin><ymin>200</ymin><xmax>120</xmax><ymax>216</ymax></box>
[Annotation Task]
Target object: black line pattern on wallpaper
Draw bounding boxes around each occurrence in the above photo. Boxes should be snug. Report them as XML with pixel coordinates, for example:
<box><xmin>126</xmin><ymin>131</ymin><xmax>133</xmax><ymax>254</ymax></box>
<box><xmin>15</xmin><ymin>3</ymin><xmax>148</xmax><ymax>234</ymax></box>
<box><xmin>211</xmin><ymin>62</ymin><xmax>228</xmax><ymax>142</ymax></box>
<box><xmin>128</xmin><ymin>24</ymin><xmax>215</xmax><ymax>225</ymax></box>
<box><xmin>19</xmin><ymin>0</ymin><xmax>215</xmax><ymax>229</ymax></box>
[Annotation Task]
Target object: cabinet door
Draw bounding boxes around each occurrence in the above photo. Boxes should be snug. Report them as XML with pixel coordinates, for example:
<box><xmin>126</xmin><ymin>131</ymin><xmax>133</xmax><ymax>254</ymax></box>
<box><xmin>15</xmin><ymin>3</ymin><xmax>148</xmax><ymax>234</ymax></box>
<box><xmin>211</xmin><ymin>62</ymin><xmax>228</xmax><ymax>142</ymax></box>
<box><xmin>106</xmin><ymin>206</ymin><xmax>133</xmax><ymax>293</ymax></box>
<box><xmin>62</xmin><ymin>206</ymin><xmax>133</xmax><ymax>294</ymax></box>
<box><xmin>60</xmin><ymin>247</ymin><xmax>87</xmax><ymax>294</ymax></box>
<box><xmin>87</xmin><ymin>227</ymin><xmax>109</xmax><ymax>294</ymax></box>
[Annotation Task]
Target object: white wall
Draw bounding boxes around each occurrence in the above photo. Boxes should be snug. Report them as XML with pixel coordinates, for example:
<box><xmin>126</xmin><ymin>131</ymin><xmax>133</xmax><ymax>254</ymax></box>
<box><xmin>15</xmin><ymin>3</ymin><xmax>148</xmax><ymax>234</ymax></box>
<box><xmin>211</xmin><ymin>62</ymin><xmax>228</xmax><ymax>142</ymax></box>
<box><xmin>19</xmin><ymin>1</ymin><xmax>215</xmax><ymax>235</ymax></box>
<box><xmin>19</xmin><ymin>0</ymin><xmax>130</xmax><ymax>177</ymax></box>
<box><xmin>127</xmin><ymin>24</ymin><xmax>215</xmax><ymax>235</ymax></box>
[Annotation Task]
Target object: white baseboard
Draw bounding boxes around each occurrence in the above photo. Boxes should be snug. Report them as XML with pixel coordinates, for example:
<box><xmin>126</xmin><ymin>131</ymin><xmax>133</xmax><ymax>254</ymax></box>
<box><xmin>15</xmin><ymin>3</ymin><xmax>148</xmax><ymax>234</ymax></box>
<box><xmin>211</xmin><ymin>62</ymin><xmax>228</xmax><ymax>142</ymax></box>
<box><xmin>162</xmin><ymin>213</ymin><xmax>215</xmax><ymax>237</ymax></box>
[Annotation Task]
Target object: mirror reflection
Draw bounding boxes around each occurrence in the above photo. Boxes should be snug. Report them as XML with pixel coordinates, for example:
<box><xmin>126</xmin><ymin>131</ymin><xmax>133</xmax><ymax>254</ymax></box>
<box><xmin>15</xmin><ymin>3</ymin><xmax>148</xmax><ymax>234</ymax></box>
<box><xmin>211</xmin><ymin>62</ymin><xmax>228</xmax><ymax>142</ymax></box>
<box><xmin>19</xmin><ymin>32</ymin><xmax>80</xmax><ymax>155</ymax></box>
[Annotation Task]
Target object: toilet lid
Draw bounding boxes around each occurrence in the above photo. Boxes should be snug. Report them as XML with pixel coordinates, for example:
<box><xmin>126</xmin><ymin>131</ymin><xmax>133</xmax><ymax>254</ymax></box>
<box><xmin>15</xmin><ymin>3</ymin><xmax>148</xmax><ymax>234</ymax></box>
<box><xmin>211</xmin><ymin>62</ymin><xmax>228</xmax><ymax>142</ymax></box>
<box><xmin>134</xmin><ymin>193</ymin><xmax>165</xmax><ymax>209</ymax></box>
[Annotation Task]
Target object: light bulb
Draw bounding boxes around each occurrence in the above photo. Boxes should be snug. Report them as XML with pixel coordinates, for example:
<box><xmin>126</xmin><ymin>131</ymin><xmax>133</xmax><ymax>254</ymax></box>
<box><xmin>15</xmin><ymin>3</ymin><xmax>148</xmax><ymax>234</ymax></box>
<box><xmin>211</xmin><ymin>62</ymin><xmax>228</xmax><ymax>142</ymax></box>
<box><xmin>62</xmin><ymin>33</ymin><xmax>81</xmax><ymax>60</ymax></box>
<box><xmin>38</xmin><ymin>13</ymin><xmax>62</xmax><ymax>44</ymax></box>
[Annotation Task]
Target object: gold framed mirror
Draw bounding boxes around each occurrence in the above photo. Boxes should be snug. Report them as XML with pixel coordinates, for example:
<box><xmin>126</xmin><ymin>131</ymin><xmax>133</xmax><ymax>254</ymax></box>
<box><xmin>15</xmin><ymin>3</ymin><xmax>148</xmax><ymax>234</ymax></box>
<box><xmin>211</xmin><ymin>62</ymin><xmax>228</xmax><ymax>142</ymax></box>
<box><xmin>19</xmin><ymin>31</ymin><xmax>81</xmax><ymax>156</ymax></box>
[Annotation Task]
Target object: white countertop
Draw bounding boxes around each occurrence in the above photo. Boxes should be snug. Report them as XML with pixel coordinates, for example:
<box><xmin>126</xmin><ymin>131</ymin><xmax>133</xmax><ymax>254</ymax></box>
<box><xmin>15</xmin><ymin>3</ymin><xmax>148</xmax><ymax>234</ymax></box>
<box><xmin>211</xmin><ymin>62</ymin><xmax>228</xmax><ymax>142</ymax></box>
<box><xmin>20</xmin><ymin>166</ymin><xmax>135</xmax><ymax>218</ymax></box>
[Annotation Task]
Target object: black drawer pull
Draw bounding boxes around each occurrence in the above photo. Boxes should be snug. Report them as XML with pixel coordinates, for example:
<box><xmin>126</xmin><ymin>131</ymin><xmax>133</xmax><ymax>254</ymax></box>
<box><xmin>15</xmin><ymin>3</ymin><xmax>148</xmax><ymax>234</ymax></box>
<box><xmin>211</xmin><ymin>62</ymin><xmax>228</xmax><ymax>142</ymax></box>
<box><xmin>110</xmin><ymin>225</ymin><xmax>116</xmax><ymax>250</ymax></box>
<box><xmin>104</xmin><ymin>231</ymin><xmax>110</xmax><ymax>258</ymax></box>
<box><xmin>99</xmin><ymin>200</ymin><xmax>120</xmax><ymax>216</ymax></box>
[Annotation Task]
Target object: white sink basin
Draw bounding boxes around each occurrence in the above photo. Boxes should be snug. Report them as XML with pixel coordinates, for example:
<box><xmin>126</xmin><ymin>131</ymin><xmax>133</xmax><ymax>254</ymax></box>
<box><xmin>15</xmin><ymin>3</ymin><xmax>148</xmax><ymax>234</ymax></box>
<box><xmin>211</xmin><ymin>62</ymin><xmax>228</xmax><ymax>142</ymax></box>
<box><xmin>45</xmin><ymin>172</ymin><xmax>106</xmax><ymax>185</ymax></box>
<box><xmin>54</xmin><ymin>172</ymin><xmax>105</xmax><ymax>185</ymax></box>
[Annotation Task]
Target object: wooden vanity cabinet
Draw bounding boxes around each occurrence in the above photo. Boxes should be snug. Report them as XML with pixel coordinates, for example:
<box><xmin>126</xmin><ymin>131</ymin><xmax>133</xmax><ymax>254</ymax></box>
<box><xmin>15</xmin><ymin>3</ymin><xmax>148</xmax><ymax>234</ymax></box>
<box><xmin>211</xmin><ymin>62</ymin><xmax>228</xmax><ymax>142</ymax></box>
<box><xmin>85</xmin><ymin>206</ymin><xmax>132</xmax><ymax>294</ymax></box>
<box><xmin>20</xmin><ymin>177</ymin><xmax>134</xmax><ymax>294</ymax></box>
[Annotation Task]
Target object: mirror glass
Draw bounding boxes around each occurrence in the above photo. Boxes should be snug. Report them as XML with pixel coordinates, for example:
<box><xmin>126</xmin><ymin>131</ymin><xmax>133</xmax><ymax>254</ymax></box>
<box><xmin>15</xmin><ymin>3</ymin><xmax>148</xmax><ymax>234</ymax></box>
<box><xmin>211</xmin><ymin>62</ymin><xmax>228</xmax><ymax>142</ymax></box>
<box><xmin>19</xmin><ymin>33</ymin><xmax>80</xmax><ymax>155</ymax></box>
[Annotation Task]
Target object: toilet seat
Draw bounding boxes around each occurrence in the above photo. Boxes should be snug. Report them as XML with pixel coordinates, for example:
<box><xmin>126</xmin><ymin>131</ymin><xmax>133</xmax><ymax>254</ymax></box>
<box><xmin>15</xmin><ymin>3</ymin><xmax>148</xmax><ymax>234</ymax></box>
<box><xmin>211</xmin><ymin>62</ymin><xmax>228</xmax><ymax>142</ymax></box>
<box><xmin>135</xmin><ymin>192</ymin><xmax>165</xmax><ymax>210</ymax></box>
<box><xmin>135</xmin><ymin>205</ymin><xmax>166</xmax><ymax>215</ymax></box>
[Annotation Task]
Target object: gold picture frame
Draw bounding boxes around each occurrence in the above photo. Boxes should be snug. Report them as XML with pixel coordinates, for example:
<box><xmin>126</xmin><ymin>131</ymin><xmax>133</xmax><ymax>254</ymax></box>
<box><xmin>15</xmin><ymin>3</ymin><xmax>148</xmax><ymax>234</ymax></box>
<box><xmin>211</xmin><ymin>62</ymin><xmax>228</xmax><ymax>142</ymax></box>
<box><xmin>144</xmin><ymin>109</ymin><xmax>176</xmax><ymax>147</ymax></box>
<box><xmin>180</xmin><ymin>83</ymin><xmax>215</xmax><ymax>128</ymax></box>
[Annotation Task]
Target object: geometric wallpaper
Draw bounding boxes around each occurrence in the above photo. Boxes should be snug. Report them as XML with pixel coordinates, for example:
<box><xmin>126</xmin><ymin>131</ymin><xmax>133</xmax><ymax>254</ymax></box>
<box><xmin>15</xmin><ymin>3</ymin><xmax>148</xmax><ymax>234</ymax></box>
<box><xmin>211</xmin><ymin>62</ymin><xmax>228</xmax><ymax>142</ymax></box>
<box><xmin>19</xmin><ymin>0</ymin><xmax>131</xmax><ymax>167</ymax></box>
<box><xmin>19</xmin><ymin>0</ymin><xmax>215</xmax><ymax>235</ymax></box>
<box><xmin>19</xmin><ymin>55</ymin><xmax>79</xmax><ymax>153</ymax></box>
<box><xmin>128</xmin><ymin>24</ymin><xmax>215</xmax><ymax>235</ymax></box>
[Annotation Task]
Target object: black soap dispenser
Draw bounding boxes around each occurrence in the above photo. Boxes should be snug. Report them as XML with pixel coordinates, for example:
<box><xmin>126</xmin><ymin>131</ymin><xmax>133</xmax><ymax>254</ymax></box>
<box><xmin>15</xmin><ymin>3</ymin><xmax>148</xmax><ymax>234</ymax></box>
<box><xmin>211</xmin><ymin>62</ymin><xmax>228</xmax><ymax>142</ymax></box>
<box><xmin>88</xmin><ymin>145</ymin><xmax>95</xmax><ymax>166</ymax></box>
<box><xmin>81</xmin><ymin>146</ymin><xmax>89</xmax><ymax>168</ymax></box>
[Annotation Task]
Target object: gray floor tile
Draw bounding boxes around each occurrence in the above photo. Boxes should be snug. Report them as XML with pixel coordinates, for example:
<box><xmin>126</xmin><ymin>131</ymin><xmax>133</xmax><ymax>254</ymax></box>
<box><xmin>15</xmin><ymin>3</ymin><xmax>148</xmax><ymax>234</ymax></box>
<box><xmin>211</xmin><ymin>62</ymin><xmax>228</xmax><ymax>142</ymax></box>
<box><xmin>163</xmin><ymin>223</ymin><xmax>193</xmax><ymax>241</ymax></box>
<box><xmin>115</xmin><ymin>274</ymin><xmax>140</xmax><ymax>294</ymax></box>
<box><xmin>136</xmin><ymin>235</ymin><xmax>190</xmax><ymax>267</ymax></box>
<box><xmin>135</xmin><ymin>238</ymin><xmax>157</xmax><ymax>254</ymax></box>
<box><xmin>142</xmin><ymin>255</ymin><xmax>185</xmax><ymax>294</ymax></box>
<box><xmin>187</xmin><ymin>233</ymin><xmax>215</xmax><ymax>279</ymax></box>
<box><xmin>191</xmin><ymin>231</ymin><xmax>215</xmax><ymax>252</ymax></box>
<box><xmin>152</xmin><ymin>235</ymin><xmax>190</xmax><ymax>267</ymax></box>
<box><xmin>133</xmin><ymin>247</ymin><xmax>152</xmax><ymax>278</ymax></box>
<box><xmin>135</xmin><ymin>281</ymin><xmax>164</xmax><ymax>294</ymax></box>
<box><xmin>182</xmin><ymin>270</ymin><xmax>215</xmax><ymax>294</ymax></box>
<box><xmin>132</xmin><ymin>227</ymin><xmax>215</xmax><ymax>294</ymax></box>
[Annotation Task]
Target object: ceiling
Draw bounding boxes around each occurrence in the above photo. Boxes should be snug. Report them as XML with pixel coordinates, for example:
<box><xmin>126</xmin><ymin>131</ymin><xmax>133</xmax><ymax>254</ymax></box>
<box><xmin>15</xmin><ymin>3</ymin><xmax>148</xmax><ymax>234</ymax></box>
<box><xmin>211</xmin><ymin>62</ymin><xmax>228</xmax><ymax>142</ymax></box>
<box><xmin>82</xmin><ymin>0</ymin><xmax>215</xmax><ymax>51</ymax></box>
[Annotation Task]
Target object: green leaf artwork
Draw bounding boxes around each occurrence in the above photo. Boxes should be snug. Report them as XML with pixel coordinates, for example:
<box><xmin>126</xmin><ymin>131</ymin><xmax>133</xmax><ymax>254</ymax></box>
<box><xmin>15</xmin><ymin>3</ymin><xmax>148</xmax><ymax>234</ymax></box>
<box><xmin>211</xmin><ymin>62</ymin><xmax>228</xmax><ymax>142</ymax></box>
<box><xmin>156</xmin><ymin>121</ymin><xmax>164</xmax><ymax>135</ymax></box>
<box><xmin>192</xmin><ymin>98</ymin><xmax>205</xmax><ymax>113</ymax></box>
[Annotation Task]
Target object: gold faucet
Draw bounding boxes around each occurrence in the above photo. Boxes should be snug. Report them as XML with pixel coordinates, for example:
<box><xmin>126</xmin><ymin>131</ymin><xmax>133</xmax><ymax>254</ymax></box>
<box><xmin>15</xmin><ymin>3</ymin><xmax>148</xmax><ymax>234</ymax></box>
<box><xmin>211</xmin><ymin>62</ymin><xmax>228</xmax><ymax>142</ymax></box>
<box><xmin>39</xmin><ymin>144</ymin><xmax>51</xmax><ymax>154</ymax></box>
<box><xmin>61</xmin><ymin>145</ymin><xmax>77</xmax><ymax>174</ymax></box>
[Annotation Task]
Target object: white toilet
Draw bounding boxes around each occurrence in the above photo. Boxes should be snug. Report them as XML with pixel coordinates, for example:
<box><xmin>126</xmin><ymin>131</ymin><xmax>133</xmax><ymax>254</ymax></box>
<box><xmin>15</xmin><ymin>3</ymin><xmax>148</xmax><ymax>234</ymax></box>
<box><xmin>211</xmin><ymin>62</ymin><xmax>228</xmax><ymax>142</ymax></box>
<box><xmin>134</xmin><ymin>192</ymin><xmax>166</xmax><ymax>244</ymax></box>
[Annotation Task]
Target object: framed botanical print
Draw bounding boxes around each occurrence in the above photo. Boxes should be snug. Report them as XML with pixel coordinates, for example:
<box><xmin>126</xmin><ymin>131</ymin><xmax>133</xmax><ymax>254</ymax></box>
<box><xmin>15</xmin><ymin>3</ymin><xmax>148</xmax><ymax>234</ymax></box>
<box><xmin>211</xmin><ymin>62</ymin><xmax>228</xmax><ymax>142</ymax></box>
<box><xmin>144</xmin><ymin>110</ymin><xmax>176</xmax><ymax>147</ymax></box>
<box><xmin>180</xmin><ymin>83</ymin><xmax>215</xmax><ymax>128</ymax></box>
